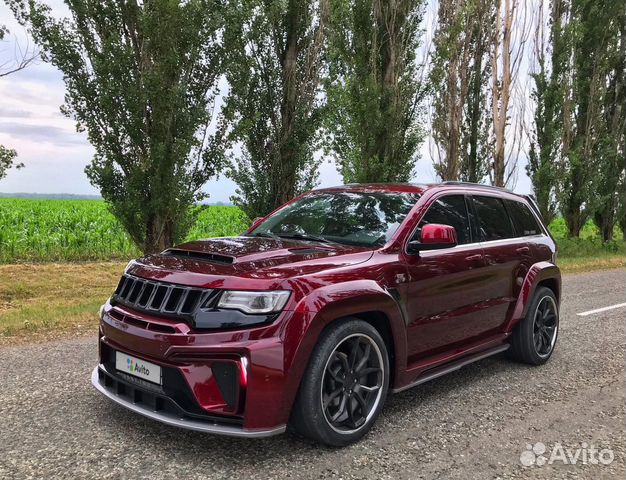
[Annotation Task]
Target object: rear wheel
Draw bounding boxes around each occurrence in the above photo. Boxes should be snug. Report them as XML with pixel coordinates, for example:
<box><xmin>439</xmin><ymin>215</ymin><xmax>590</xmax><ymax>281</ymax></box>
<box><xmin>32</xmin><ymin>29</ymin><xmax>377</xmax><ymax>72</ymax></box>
<box><xmin>291</xmin><ymin>318</ymin><xmax>389</xmax><ymax>447</ymax></box>
<box><xmin>509</xmin><ymin>286</ymin><xmax>559</xmax><ymax>365</ymax></box>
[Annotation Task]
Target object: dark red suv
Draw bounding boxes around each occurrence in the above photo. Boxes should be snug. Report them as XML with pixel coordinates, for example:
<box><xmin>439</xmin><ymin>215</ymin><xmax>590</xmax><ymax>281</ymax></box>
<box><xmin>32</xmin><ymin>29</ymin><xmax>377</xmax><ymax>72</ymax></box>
<box><xmin>92</xmin><ymin>182</ymin><xmax>561</xmax><ymax>446</ymax></box>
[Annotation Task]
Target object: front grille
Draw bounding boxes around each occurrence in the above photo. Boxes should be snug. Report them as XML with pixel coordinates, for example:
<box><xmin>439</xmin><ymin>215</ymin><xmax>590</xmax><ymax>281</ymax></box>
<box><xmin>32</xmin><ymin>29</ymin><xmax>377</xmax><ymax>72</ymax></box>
<box><xmin>113</xmin><ymin>274</ymin><xmax>212</xmax><ymax>317</ymax></box>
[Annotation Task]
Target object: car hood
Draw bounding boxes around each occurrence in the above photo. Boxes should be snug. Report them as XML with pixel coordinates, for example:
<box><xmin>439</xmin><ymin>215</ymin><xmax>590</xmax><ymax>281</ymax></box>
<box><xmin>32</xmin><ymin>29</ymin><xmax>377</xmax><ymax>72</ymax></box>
<box><xmin>127</xmin><ymin>236</ymin><xmax>374</xmax><ymax>289</ymax></box>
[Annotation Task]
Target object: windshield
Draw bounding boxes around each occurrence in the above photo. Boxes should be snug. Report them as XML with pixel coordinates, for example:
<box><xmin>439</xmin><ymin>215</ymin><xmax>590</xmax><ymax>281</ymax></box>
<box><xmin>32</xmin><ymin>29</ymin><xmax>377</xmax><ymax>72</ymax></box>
<box><xmin>249</xmin><ymin>191</ymin><xmax>420</xmax><ymax>247</ymax></box>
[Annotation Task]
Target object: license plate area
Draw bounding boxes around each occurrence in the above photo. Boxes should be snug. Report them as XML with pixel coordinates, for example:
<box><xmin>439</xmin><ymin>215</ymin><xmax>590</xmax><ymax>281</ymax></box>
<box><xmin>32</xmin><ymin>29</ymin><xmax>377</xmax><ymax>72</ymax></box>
<box><xmin>115</xmin><ymin>351</ymin><xmax>162</xmax><ymax>385</ymax></box>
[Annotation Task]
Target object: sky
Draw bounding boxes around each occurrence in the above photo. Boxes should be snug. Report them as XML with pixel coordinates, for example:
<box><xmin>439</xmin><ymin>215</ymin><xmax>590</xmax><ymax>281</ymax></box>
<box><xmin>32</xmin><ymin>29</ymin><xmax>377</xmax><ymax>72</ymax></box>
<box><xmin>0</xmin><ymin>1</ymin><xmax>532</xmax><ymax>202</ymax></box>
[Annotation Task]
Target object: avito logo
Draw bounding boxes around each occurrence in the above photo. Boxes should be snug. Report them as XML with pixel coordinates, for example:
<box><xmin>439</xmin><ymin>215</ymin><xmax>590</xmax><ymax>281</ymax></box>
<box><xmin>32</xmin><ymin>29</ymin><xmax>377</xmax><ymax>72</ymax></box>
<box><xmin>126</xmin><ymin>358</ymin><xmax>150</xmax><ymax>376</ymax></box>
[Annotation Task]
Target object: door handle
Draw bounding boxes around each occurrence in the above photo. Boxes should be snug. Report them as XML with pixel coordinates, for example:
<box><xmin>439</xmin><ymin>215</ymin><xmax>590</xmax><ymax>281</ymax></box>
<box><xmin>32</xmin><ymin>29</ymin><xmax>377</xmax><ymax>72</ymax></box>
<box><xmin>465</xmin><ymin>254</ymin><xmax>482</xmax><ymax>262</ymax></box>
<box><xmin>516</xmin><ymin>246</ymin><xmax>530</xmax><ymax>254</ymax></box>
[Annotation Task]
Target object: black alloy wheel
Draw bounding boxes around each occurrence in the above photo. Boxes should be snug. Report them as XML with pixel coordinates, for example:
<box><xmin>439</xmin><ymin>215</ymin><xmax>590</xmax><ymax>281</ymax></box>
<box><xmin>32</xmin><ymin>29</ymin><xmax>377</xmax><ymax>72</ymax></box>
<box><xmin>321</xmin><ymin>333</ymin><xmax>384</xmax><ymax>433</ymax></box>
<box><xmin>291</xmin><ymin>318</ymin><xmax>390</xmax><ymax>447</ymax></box>
<box><xmin>533</xmin><ymin>295</ymin><xmax>558</xmax><ymax>358</ymax></box>
<box><xmin>508</xmin><ymin>286</ymin><xmax>559</xmax><ymax>365</ymax></box>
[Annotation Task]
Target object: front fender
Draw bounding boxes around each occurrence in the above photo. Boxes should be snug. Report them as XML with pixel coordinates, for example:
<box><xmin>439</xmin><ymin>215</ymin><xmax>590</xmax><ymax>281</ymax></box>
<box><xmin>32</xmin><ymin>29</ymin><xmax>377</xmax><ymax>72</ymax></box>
<box><xmin>277</xmin><ymin>280</ymin><xmax>408</xmax><ymax>421</ymax></box>
<box><xmin>506</xmin><ymin>261</ymin><xmax>561</xmax><ymax>332</ymax></box>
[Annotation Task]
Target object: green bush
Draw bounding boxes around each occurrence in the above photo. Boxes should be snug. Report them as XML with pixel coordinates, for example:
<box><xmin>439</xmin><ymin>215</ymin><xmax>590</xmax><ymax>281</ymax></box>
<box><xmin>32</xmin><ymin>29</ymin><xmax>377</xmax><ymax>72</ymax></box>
<box><xmin>548</xmin><ymin>217</ymin><xmax>624</xmax><ymax>241</ymax></box>
<box><xmin>548</xmin><ymin>218</ymin><xmax>625</xmax><ymax>259</ymax></box>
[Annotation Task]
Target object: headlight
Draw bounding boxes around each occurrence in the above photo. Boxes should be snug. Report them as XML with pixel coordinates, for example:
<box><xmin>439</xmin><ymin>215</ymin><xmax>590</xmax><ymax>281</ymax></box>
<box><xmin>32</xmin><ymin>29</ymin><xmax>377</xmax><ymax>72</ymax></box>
<box><xmin>217</xmin><ymin>290</ymin><xmax>291</xmax><ymax>314</ymax></box>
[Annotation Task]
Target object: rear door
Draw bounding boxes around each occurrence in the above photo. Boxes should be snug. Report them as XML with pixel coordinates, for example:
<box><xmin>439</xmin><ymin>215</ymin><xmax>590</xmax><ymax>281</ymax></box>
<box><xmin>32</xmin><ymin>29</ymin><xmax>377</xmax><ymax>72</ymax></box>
<box><xmin>403</xmin><ymin>194</ymin><xmax>490</xmax><ymax>358</ymax></box>
<box><xmin>470</xmin><ymin>195</ymin><xmax>532</xmax><ymax>332</ymax></box>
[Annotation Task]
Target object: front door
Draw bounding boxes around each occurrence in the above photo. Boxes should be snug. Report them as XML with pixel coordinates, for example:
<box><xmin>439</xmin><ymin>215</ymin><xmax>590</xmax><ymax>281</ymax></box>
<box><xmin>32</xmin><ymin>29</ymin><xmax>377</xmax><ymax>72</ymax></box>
<box><xmin>403</xmin><ymin>194</ymin><xmax>490</xmax><ymax>359</ymax></box>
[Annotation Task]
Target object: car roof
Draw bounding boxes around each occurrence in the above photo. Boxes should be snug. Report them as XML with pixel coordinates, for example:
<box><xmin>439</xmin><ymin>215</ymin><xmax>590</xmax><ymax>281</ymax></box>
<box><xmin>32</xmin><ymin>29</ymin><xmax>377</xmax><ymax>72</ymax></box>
<box><xmin>312</xmin><ymin>182</ymin><xmax>524</xmax><ymax>198</ymax></box>
<box><xmin>313</xmin><ymin>183</ymin><xmax>429</xmax><ymax>194</ymax></box>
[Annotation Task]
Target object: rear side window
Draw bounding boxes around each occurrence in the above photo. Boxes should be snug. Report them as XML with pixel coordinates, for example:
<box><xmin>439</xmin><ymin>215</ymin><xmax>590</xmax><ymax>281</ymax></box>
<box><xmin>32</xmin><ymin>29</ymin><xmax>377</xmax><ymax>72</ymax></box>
<box><xmin>473</xmin><ymin>195</ymin><xmax>515</xmax><ymax>241</ymax></box>
<box><xmin>414</xmin><ymin>195</ymin><xmax>471</xmax><ymax>245</ymax></box>
<box><xmin>505</xmin><ymin>200</ymin><xmax>543</xmax><ymax>236</ymax></box>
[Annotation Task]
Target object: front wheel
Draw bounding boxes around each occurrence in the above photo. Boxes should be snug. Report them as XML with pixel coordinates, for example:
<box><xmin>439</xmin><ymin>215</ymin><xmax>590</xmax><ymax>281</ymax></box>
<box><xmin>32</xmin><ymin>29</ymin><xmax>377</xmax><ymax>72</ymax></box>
<box><xmin>508</xmin><ymin>286</ymin><xmax>559</xmax><ymax>365</ymax></box>
<box><xmin>290</xmin><ymin>318</ymin><xmax>390</xmax><ymax>447</ymax></box>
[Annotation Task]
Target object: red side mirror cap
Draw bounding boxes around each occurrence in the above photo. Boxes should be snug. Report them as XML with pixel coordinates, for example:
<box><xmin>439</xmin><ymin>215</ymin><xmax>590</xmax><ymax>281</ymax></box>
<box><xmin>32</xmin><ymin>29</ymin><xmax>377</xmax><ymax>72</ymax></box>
<box><xmin>407</xmin><ymin>223</ymin><xmax>458</xmax><ymax>253</ymax></box>
<box><xmin>421</xmin><ymin>223</ymin><xmax>457</xmax><ymax>245</ymax></box>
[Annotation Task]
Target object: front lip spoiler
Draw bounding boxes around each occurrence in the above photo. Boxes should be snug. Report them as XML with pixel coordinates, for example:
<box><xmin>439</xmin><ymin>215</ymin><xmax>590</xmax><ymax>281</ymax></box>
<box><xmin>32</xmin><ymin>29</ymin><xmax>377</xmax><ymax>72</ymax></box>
<box><xmin>91</xmin><ymin>367</ymin><xmax>286</xmax><ymax>438</ymax></box>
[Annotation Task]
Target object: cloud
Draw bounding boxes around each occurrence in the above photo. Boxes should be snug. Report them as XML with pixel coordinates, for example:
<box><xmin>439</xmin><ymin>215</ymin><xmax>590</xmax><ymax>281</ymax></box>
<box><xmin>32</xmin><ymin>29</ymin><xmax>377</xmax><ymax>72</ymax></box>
<box><xmin>0</xmin><ymin>106</ymin><xmax>32</xmax><ymax>118</ymax></box>
<box><xmin>0</xmin><ymin>121</ymin><xmax>84</xmax><ymax>146</ymax></box>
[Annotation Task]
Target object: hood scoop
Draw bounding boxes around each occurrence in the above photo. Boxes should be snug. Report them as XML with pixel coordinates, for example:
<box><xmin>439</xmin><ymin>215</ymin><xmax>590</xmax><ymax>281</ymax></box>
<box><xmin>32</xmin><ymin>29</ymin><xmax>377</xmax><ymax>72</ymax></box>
<box><xmin>162</xmin><ymin>248</ymin><xmax>235</xmax><ymax>265</ymax></box>
<box><xmin>288</xmin><ymin>247</ymin><xmax>332</xmax><ymax>255</ymax></box>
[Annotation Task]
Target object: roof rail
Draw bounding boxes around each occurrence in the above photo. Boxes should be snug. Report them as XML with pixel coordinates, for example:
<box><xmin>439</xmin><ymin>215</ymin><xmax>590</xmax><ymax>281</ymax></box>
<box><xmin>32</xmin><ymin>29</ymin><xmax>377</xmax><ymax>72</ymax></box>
<box><xmin>440</xmin><ymin>181</ymin><xmax>513</xmax><ymax>193</ymax></box>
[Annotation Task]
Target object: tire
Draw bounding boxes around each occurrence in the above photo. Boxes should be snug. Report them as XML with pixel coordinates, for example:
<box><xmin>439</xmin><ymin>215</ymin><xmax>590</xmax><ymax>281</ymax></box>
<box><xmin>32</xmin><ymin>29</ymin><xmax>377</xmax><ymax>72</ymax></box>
<box><xmin>290</xmin><ymin>318</ymin><xmax>390</xmax><ymax>447</ymax></box>
<box><xmin>508</xmin><ymin>286</ymin><xmax>559</xmax><ymax>365</ymax></box>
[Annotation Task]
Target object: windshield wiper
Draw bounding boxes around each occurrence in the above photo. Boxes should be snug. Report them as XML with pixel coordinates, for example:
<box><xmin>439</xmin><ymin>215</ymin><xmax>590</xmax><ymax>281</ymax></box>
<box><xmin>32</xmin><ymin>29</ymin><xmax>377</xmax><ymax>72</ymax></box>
<box><xmin>275</xmin><ymin>232</ymin><xmax>334</xmax><ymax>244</ymax></box>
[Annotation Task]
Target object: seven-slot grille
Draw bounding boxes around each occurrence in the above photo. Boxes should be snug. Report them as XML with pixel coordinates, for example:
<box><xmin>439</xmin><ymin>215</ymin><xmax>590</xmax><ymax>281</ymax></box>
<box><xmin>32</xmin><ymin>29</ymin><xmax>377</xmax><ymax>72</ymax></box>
<box><xmin>113</xmin><ymin>274</ymin><xmax>210</xmax><ymax>316</ymax></box>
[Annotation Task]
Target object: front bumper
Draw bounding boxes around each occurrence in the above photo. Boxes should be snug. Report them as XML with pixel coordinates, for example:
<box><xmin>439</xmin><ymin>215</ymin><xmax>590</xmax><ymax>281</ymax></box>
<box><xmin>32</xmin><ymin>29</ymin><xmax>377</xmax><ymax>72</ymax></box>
<box><xmin>91</xmin><ymin>367</ymin><xmax>286</xmax><ymax>437</ymax></box>
<box><xmin>93</xmin><ymin>301</ymin><xmax>317</xmax><ymax>434</ymax></box>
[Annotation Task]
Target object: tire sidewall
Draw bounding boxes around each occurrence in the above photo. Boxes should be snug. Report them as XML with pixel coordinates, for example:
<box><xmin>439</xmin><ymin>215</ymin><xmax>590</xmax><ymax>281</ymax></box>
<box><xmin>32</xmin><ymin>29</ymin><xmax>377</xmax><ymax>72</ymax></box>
<box><xmin>523</xmin><ymin>287</ymin><xmax>559</xmax><ymax>364</ymax></box>
<box><xmin>294</xmin><ymin>318</ymin><xmax>390</xmax><ymax>447</ymax></box>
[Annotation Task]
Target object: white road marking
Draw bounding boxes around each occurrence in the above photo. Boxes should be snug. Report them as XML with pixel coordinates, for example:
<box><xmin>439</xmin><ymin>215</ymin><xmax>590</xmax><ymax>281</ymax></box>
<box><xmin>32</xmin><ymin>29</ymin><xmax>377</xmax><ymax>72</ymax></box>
<box><xmin>577</xmin><ymin>303</ymin><xmax>626</xmax><ymax>317</ymax></box>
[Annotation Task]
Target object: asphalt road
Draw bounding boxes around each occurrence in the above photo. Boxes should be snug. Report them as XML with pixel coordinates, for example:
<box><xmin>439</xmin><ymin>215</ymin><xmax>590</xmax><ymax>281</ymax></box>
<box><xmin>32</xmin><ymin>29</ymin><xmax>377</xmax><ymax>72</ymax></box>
<box><xmin>1</xmin><ymin>268</ymin><xmax>624</xmax><ymax>479</ymax></box>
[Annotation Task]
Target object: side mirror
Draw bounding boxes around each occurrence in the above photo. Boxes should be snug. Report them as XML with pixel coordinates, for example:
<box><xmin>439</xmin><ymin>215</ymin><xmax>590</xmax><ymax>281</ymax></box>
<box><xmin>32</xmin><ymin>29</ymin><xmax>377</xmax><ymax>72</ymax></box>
<box><xmin>407</xmin><ymin>224</ymin><xmax>458</xmax><ymax>254</ymax></box>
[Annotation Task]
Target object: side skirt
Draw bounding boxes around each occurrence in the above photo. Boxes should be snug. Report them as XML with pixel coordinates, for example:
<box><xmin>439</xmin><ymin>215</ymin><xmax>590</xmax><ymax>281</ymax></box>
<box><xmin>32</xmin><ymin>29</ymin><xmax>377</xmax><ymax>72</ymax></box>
<box><xmin>392</xmin><ymin>344</ymin><xmax>510</xmax><ymax>394</ymax></box>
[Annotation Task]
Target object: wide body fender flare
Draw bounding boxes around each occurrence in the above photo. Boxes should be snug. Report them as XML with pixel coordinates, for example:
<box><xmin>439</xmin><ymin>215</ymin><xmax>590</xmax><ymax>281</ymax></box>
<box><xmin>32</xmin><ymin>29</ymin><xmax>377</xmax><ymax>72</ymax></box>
<box><xmin>277</xmin><ymin>280</ymin><xmax>408</xmax><ymax>420</ymax></box>
<box><xmin>505</xmin><ymin>261</ymin><xmax>561</xmax><ymax>332</ymax></box>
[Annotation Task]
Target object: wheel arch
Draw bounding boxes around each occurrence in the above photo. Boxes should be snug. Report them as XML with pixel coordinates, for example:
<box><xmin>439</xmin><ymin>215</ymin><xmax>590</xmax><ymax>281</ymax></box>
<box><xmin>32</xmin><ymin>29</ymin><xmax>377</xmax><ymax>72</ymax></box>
<box><xmin>280</xmin><ymin>282</ymin><xmax>408</xmax><ymax>424</ymax></box>
<box><xmin>536</xmin><ymin>277</ymin><xmax>560</xmax><ymax>303</ymax></box>
<box><xmin>322</xmin><ymin>311</ymin><xmax>397</xmax><ymax>388</ymax></box>
<box><xmin>506</xmin><ymin>261</ymin><xmax>561</xmax><ymax>332</ymax></box>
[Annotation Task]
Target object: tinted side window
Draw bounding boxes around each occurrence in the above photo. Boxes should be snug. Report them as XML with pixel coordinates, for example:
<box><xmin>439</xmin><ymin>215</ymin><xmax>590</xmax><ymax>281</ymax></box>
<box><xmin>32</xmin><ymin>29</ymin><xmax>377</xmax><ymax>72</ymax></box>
<box><xmin>505</xmin><ymin>200</ymin><xmax>542</xmax><ymax>236</ymax></box>
<box><xmin>473</xmin><ymin>196</ymin><xmax>515</xmax><ymax>241</ymax></box>
<box><xmin>414</xmin><ymin>195</ymin><xmax>471</xmax><ymax>245</ymax></box>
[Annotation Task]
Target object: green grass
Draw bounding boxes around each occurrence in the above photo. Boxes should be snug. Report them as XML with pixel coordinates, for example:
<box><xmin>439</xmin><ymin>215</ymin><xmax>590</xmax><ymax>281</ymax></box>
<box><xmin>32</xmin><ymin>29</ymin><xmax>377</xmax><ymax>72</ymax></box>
<box><xmin>0</xmin><ymin>197</ymin><xmax>623</xmax><ymax>271</ymax></box>
<box><xmin>0</xmin><ymin>205</ymin><xmax>623</xmax><ymax>337</ymax></box>
<box><xmin>0</xmin><ymin>198</ymin><xmax>249</xmax><ymax>263</ymax></box>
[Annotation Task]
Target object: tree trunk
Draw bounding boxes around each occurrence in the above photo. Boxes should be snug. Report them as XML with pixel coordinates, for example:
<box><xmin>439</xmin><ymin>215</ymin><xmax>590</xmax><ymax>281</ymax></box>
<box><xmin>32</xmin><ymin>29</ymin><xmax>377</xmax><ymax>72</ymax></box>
<box><xmin>274</xmin><ymin>0</ymin><xmax>301</xmax><ymax>210</ymax></box>
<box><xmin>466</xmin><ymin>49</ymin><xmax>483</xmax><ymax>183</ymax></box>
<box><xmin>594</xmin><ymin>210</ymin><xmax>616</xmax><ymax>242</ymax></box>
<box><xmin>564</xmin><ymin>208</ymin><xmax>583</xmax><ymax>238</ymax></box>
<box><xmin>143</xmin><ymin>213</ymin><xmax>174</xmax><ymax>254</ymax></box>
<box><xmin>491</xmin><ymin>0</ymin><xmax>514</xmax><ymax>187</ymax></box>
<box><xmin>446</xmin><ymin>57</ymin><xmax>460</xmax><ymax>180</ymax></box>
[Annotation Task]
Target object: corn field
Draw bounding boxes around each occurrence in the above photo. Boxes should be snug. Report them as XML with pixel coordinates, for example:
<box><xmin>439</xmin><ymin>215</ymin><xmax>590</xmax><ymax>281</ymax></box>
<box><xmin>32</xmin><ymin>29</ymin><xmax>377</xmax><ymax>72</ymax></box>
<box><xmin>0</xmin><ymin>199</ymin><xmax>250</xmax><ymax>263</ymax></box>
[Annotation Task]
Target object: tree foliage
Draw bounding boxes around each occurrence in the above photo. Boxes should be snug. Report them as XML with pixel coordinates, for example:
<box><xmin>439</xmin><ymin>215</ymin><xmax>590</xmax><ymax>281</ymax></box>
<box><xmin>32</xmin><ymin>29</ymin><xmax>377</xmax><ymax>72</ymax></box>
<box><xmin>430</xmin><ymin>0</ymin><xmax>494</xmax><ymax>182</ymax></box>
<box><xmin>9</xmin><ymin>0</ymin><xmax>227</xmax><ymax>253</ymax></box>
<box><xmin>0</xmin><ymin>23</ymin><xmax>31</xmax><ymax>180</ymax></box>
<box><xmin>325</xmin><ymin>0</ymin><xmax>426</xmax><ymax>183</ymax></box>
<box><xmin>223</xmin><ymin>0</ymin><xmax>329</xmax><ymax>219</ymax></box>
<box><xmin>589</xmin><ymin>5</ymin><xmax>625</xmax><ymax>241</ymax></box>
<box><xmin>0</xmin><ymin>145</ymin><xmax>23</xmax><ymax>181</ymax></box>
<box><xmin>489</xmin><ymin>0</ymin><xmax>527</xmax><ymax>187</ymax></box>
<box><xmin>527</xmin><ymin>0</ymin><xmax>569</xmax><ymax>224</ymax></box>
<box><xmin>556</xmin><ymin>0</ymin><xmax>625</xmax><ymax>237</ymax></box>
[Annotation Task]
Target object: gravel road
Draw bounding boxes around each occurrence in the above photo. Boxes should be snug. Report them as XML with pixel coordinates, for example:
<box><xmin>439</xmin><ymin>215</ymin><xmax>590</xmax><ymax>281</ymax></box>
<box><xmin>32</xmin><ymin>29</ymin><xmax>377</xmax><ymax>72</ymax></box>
<box><xmin>1</xmin><ymin>268</ymin><xmax>624</xmax><ymax>479</ymax></box>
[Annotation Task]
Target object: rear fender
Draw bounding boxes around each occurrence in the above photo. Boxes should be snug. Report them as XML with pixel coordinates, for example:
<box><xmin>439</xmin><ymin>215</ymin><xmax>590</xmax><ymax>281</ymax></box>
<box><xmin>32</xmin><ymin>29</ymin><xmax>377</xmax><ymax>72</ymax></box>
<box><xmin>505</xmin><ymin>261</ymin><xmax>561</xmax><ymax>332</ymax></box>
